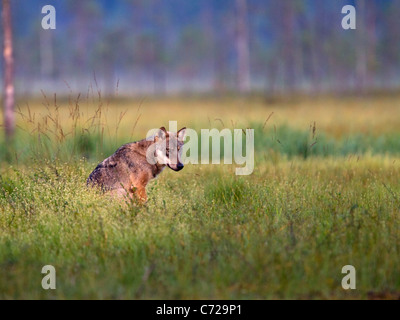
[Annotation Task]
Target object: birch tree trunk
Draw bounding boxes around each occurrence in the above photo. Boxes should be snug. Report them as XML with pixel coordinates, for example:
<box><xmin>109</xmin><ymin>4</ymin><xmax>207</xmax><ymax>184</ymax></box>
<box><xmin>2</xmin><ymin>0</ymin><xmax>15</xmax><ymax>141</ymax></box>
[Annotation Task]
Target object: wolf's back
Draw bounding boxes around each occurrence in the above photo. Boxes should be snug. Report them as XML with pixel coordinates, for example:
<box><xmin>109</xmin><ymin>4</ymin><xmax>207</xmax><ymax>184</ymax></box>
<box><xmin>87</xmin><ymin>144</ymin><xmax>133</xmax><ymax>191</ymax></box>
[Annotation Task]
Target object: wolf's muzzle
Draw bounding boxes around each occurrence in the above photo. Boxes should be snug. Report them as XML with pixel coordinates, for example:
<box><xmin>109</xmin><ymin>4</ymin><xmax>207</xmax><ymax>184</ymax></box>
<box><xmin>168</xmin><ymin>163</ymin><xmax>184</xmax><ymax>171</ymax></box>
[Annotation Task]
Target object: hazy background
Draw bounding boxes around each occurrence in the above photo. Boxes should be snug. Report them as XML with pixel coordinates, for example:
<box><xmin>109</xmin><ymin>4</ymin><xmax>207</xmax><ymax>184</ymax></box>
<box><xmin>2</xmin><ymin>0</ymin><xmax>400</xmax><ymax>96</ymax></box>
<box><xmin>2</xmin><ymin>1</ymin><xmax>400</xmax><ymax>300</ymax></box>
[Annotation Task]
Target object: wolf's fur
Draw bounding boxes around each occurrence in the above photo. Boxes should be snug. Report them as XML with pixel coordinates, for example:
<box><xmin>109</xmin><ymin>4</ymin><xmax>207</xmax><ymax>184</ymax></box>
<box><xmin>87</xmin><ymin>127</ymin><xmax>186</xmax><ymax>202</ymax></box>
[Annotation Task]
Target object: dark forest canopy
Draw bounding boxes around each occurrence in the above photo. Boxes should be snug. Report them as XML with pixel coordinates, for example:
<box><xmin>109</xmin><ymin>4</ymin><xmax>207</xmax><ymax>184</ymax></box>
<box><xmin>2</xmin><ymin>0</ymin><xmax>400</xmax><ymax>95</ymax></box>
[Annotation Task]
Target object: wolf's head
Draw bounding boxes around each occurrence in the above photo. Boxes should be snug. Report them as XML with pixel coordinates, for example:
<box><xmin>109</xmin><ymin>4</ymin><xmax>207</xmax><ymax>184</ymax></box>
<box><xmin>153</xmin><ymin>126</ymin><xmax>186</xmax><ymax>171</ymax></box>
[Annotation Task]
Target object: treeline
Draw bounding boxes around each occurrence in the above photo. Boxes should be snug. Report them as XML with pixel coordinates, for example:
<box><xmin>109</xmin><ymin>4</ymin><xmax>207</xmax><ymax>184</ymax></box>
<box><xmin>3</xmin><ymin>0</ymin><xmax>400</xmax><ymax>95</ymax></box>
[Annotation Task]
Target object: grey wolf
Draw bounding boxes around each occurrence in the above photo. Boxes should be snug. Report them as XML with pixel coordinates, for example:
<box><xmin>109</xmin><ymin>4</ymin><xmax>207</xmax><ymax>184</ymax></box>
<box><xmin>87</xmin><ymin>127</ymin><xmax>186</xmax><ymax>202</ymax></box>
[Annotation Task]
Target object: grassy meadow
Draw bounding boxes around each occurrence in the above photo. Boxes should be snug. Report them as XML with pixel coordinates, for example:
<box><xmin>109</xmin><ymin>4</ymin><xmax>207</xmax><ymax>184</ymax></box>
<box><xmin>1</xmin><ymin>92</ymin><xmax>400</xmax><ymax>299</ymax></box>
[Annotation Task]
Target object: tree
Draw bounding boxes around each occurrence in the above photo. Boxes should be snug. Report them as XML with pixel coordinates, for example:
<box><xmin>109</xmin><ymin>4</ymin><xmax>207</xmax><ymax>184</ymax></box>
<box><xmin>39</xmin><ymin>27</ymin><xmax>54</xmax><ymax>79</ymax></box>
<box><xmin>2</xmin><ymin>0</ymin><xmax>15</xmax><ymax>141</ymax></box>
<box><xmin>65</xmin><ymin>1</ymin><xmax>102</xmax><ymax>75</ymax></box>
<box><xmin>365</xmin><ymin>0</ymin><xmax>378</xmax><ymax>90</ymax></box>
<box><xmin>281</xmin><ymin>0</ymin><xmax>298</xmax><ymax>92</ymax></box>
<box><xmin>235</xmin><ymin>0</ymin><xmax>250</xmax><ymax>93</ymax></box>
<box><xmin>353</xmin><ymin>0</ymin><xmax>378</xmax><ymax>92</ymax></box>
<box><xmin>356</xmin><ymin>0</ymin><xmax>368</xmax><ymax>91</ymax></box>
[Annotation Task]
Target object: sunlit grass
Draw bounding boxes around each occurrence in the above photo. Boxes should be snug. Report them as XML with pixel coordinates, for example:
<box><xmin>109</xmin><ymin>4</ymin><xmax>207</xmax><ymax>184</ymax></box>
<box><xmin>0</xmin><ymin>93</ymin><xmax>400</xmax><ymax>299</ymax></box>
<box><xmin>1</xmin><ymin>156</ymin><xmax>399</xmax><ymax>299</ymax></box>
<box><xmin>9</xmin><ymin>93</ymin><xmax>400</xmax><ymax>139</ymax></box>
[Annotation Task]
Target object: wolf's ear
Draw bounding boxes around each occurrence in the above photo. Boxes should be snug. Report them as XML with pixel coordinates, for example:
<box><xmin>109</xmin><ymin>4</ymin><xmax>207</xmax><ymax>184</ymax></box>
<box><xmin>178</xmin><ymin>127</ymin><xmax>187</xmax><ymax>141</ymax></box>
<box><xmin>155</xmin><ymin>127</ymin><xmax>167</xmax><ymax>141</ymax></box>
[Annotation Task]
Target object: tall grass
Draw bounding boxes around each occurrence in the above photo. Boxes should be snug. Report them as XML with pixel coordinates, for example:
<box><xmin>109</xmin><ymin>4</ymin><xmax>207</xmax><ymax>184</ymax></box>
<box><xmin>0</xmin><ymin>94</ymin><xmax>400</xmax><ymax>299</ymax></box>
<box><xmin>4</xmin><ymin>96</ymin><xmax>400</xmax><ymax>164</ymax></box>
<box><xmin>1</xmin><ymin>157</ymin><xmax>399</xmax><ymax>299</ymax></box>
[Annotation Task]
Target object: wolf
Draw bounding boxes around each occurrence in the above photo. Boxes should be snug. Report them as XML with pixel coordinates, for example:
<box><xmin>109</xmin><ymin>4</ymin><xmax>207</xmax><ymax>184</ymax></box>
<box><xmin>87</xmin><ymin>127</ymin><xmax>186</xmax><ymax>202</ymax></box>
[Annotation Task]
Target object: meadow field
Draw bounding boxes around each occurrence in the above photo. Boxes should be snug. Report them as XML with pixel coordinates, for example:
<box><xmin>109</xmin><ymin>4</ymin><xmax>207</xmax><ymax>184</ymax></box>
<box><xmin>0</xmin><ymin>92</ymin><xmax>400</xmax><ymax>299</ymax></box>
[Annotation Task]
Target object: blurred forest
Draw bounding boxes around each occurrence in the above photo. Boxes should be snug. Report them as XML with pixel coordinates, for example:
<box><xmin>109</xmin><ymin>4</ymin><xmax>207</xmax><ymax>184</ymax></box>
<box><xmin>2</xmin><ymin>0</ymin><xmax>400</xmax><ymax>96</ymax></box>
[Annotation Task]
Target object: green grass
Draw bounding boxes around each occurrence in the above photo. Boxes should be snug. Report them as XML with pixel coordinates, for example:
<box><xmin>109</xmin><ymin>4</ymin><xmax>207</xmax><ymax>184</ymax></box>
<box><xmin>0</xmin><ymin>95</ymin><xmax>400</xmax><ymax>299</ymax></box>
<box><xmin>1</xmin><ymin>156</ymin><xmax>399</xmax><ymax>299</ymax></box>
<box><xmin>4</xmin><ymin>122</ymin><xmax>400</xmax><ymax>164</ymax></box>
